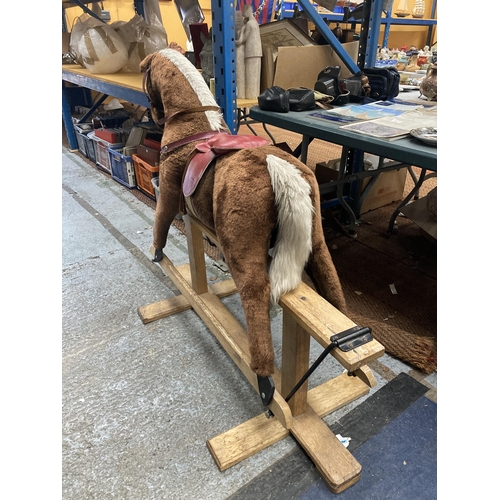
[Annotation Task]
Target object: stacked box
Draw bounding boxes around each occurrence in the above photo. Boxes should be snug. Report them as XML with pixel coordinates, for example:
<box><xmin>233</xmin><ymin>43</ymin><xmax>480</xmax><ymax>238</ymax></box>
<box><xmin>132</xmin><ymin>154</ymin><xmax>159</xmax><ymax>199</ymax></box>
<box><xmin>109</xmin><ymin>149</ymin><xmax>136</xmax><ymax>189</ymax></box>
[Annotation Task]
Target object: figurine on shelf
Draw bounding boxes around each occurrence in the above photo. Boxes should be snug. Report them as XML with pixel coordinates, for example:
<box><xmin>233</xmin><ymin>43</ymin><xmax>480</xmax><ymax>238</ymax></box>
<box><xmin>395</xmin><ymin>0</ymin><xmax>410</xmax><ymax>17</ymax></box>
<box><xmin>235</xmin><ymin>4</ymin><xmax>262</xmax><ymax>99</ymax></box>
<box><xmin>199</xmin><ymin>29</ymin><xmax>214</xmax><ymax>87</ymax></box>
<box><xmin>419</xmin><ymin>63</ymin><xmax>437</xmax><ymax>101</ymax></box>
<box><xmin>396</xmin><ymin>51</ymin><xmax>408</xmax><ymax>71</ymax></box>
<box><xmin>412</xmin><ymin>0</ymin><xmax>425</xmax><ymax>18</ymax></box>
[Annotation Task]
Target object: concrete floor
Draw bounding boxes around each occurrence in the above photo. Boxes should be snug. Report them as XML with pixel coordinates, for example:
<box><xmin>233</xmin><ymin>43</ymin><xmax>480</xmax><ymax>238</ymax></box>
<box><xmin>62</xmin><ymin>145</ymin><xmax>437</xmax><ymax>499</ymax></box>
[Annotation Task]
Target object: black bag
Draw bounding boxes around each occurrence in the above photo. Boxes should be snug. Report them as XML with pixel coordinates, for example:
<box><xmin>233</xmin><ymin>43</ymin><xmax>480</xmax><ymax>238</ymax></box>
<box><xmin>287</xmin><ymin>88</ymin><xmax>316</xmax><ymax>111</ymax></box>
<box><xmin>258</xmin><ymin>86</ymin><xmax>289</xmax><ymax>113</ymax></box>
<box><xmin>314</xmin><ymin>66</ymin><xmax>342</xmax><ymax>97</ymax></box>
<box><xmin>362</xmin><ymin>67</ymin><xmax>400</xmax><ymax>101</ymax></box>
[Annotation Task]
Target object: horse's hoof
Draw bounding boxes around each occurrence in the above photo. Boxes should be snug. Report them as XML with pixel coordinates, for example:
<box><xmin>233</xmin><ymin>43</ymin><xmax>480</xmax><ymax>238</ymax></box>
<box><xmin>152</xmin><ymin>249</ymin><xmax>164</xmax><ymax>262</ymax></box>
<box><xmin>257</xmin><ymin>375</ymin><xmax>275</xmax><ymax>407</ymax></box>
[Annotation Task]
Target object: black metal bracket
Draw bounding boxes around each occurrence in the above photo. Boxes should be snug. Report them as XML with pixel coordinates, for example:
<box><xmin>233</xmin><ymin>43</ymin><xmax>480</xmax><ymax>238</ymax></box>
<box><xmin>331</xmin><ymin>325</ymin><xmax>373</xmax><ymax>352</ymax></box>
<box><xmin>257</xmin><ymin>375</ymin><xmax>275</xmax><ymax>407</ymax></box>
<box><xmin>284</xmin><ymin>325</ymin><xmax>373</xmax><ymax>403</ymax></box>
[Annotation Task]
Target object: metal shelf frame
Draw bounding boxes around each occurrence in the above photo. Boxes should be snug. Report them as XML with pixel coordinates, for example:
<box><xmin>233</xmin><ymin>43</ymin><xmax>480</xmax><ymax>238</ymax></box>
<box><xmin>280</xmin><ymin>0</ymin><xmax>437</xmax><ymax>50</ymax></box>
<box><xmin>63</xmin><ymin>0</ymin><xmax>433</xmax><ymax>142</ymax></box>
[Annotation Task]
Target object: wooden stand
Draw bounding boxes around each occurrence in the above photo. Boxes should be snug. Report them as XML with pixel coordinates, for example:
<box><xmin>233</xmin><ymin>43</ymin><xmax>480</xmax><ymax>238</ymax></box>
<box><xmin>138</xmin><ymin>215</ymin><xmax>385</xmax><ymax>494</ymax></box>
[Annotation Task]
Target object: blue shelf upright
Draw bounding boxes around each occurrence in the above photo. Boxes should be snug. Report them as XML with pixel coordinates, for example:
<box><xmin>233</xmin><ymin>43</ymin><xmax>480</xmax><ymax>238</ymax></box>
<box><xmin>211</xmin><ymin>0</ymin><xmax>238</xmax><ymax>134</ymax></box>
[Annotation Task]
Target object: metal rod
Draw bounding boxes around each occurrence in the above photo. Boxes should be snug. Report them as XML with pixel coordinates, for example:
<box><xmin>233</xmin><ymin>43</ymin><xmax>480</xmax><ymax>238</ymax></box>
<box><xmin>285</xmin><ymin>341</ymin><xmax>338</xmax><ymax>403</ymax></box>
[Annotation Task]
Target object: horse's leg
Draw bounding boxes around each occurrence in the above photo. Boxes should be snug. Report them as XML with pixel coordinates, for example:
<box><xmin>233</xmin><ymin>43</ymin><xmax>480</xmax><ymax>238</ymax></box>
<box><xmin>303</xmin><ymin>172</ymin><xmax>349</xmax><ymax>315</ymax></box>
<box><xmin>152</xmin><ymin>159</ymin><xmax>184</xmax><ymax>262</ymax></box>
<box><xmin>214</xmin><ymin>179</ymin><xmax>277</xmax><ymax>377</ymax></box>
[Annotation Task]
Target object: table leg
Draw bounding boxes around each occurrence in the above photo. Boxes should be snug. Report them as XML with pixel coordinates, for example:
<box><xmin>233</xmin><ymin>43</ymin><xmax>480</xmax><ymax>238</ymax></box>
<box><xmin>336</xmin><ymin>147</ymin><xmax>358</xmax><ymax>230</ymax></box>
<box><xmin>388</xmin><ymin>168</ymin><xmax>436</xmax><ymax>233</ymax></box>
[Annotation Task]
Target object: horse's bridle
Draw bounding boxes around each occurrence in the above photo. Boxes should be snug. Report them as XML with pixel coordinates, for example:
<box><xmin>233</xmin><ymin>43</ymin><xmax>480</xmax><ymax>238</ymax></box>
<box><xmin>142</xmin><ymin>67</ymin><xmax>220</xmax><ymax>128</ymax></box>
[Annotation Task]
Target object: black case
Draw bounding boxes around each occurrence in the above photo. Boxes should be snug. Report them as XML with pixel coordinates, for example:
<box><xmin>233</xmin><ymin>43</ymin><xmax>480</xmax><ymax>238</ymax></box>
<box><xmin>258</xmin><ymin>86</ymin><xmax>290</xmax><ymax>113</ymax></box>
<box><xmin>287</xmin><ymin>88</ymin><xmax>316</xmax><ymax>111</ymax></box>
<box><xmin>363</xmin><ymin>67</ymin><xmax>400</xmax><ymax>101</ymax></box>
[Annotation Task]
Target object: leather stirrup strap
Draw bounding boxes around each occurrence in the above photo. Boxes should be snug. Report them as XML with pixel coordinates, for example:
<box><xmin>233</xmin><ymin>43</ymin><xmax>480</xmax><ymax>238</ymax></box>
<box><xmin>160</xmin><ymin>131</ymin><xmax>228</xmax><ymax>154</ymax></box>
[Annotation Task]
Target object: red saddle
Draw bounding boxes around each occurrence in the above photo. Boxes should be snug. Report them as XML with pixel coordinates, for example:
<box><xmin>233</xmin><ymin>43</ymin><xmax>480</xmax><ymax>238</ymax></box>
<box><xmin>182</xmin><ymin>133</ymin><xmax>271</xmax><ymax>197</ymax></box>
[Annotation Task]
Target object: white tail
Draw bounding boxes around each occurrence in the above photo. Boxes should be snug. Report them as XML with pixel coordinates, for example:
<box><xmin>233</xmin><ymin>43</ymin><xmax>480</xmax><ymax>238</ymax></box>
<box><xmin>266</xmin><ymin>154</ymin><xmax>314</xmax><ymax>304</ymax></box>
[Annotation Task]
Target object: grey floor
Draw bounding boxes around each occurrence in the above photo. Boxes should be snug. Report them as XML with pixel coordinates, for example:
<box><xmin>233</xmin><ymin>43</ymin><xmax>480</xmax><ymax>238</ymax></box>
<box><xmin>62</xmin><ymin>145</ymin><xmax>437</xmax><ymax>499</ymax></box>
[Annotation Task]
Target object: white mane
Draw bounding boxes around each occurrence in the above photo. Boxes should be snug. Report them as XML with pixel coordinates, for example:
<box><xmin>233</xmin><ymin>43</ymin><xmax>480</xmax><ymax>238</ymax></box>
<box><xmin>158</xmin><ymin>48</ymin><xmax>225</xmax><ymax>131</ymax></box>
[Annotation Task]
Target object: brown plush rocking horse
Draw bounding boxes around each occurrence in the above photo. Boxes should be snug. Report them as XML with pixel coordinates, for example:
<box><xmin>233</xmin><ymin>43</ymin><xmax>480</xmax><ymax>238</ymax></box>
<box><xmin>140</xmin><ymin>48</ymin><xmax>348</xmax><ymax>378</ymax></box>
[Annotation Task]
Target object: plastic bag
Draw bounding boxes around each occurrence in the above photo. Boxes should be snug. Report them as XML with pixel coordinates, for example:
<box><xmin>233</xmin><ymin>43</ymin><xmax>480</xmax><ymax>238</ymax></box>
<box><xmin>113</xmin><ymin>14</ymin><xmax>168</xmax><ymax>73</ymax></box>
<box><xmin>77</xmin><ymin>19</ymin><xmax>129</xmax><ymax>74</ymax></box>
<box><xmin>69</xmin><ymin>14</ymin><xmax>99</xmax><ymax>66</ymax></box>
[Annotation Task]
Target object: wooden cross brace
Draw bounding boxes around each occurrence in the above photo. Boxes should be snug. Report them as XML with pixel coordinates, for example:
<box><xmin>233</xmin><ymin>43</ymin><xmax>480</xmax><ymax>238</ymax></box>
<box><xmin>138</xmin><ymin>215</ymin><xmax>385</xmax><ymax>494</ymax></box>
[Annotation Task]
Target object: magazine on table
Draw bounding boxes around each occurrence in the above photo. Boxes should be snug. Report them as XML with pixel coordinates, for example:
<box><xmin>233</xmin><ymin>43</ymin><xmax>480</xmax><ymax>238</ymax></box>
<box><xmin>339</xmin><ymin>107</ymin><xmax>437</xmax><ymax>141</ymax></box>
<box><xmin>308</xmin><ymin>100</ymin><xmax>428</xmax><ymax>125</ymax></box>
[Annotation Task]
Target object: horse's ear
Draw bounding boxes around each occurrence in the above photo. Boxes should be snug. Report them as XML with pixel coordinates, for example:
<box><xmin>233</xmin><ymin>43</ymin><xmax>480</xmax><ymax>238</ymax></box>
<box><xmin>140</xmin><ymin>53</ymin><xmax>156</xmax><ymax>73</ymax></box>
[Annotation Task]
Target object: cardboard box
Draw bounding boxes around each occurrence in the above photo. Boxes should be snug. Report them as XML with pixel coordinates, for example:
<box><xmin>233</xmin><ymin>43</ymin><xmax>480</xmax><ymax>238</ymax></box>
<box><xmin>272</xmin><ymin>42</ymin><xmax>360</xmax><ymax>90</ymax></box>
<box><xmin>359</xmin><ymin>168</ymin><xmax>407</xmax><ymax>214</ymax></box>
<box><xmin>315</xmin><ymin>159</ymin><xmax>407</xmax><ymax>214</ymax></box>
<box><xmin>399</xmin><ymin>194</ymin><xmax>437</xmax><ymax>240</ymax></box>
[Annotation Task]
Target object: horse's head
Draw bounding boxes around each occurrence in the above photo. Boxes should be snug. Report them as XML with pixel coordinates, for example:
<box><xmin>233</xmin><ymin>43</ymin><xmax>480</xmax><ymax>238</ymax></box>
<box><xmin>140</xmin><ymin>48</ymin><xmax>226</xmax><ymax>132</ymax></box>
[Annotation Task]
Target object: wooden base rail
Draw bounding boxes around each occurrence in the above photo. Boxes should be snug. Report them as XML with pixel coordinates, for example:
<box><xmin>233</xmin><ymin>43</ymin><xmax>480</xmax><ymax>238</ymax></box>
<box><xmin>138</xmin><ymin>215</ymin><xmax>384</xmax><ymax>493</ymax></box>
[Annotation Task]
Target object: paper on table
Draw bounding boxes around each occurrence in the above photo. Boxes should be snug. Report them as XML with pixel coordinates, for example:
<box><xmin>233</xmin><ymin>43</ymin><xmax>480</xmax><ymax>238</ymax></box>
<box><xmin>339</xmin><ymin>108</ymin><xmax>437</xmax><ymax>140</ymax></box>
<box><xmin>309</xmin><ymin>100</ymin><xmax>427</xmax><ymax>125</ymax></box>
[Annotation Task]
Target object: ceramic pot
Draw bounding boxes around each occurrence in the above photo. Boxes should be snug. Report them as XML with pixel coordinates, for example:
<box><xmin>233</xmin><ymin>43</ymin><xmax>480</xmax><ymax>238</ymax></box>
<box><xmin>419</xmin><ymin>63</ymin><xmax>437</xmax><ymax>101</ymax></box>
<box><xmin>417</xmin><ymin>55</ymin><xmax>429</xmax><ymax>67</ymax></box>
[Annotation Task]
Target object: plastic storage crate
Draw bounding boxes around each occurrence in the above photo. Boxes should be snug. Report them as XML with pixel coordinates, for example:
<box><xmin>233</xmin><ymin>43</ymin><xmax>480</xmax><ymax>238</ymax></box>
<box><xmin>74</xmin><ymin>123</ymin><xmax>94</xmax><ymax>158</ymax></box>
<box><xmin>91</xmin><ymin>134</ymin><xmax>124</xmax><ymax>174</ymax></box>
<box><xmin>82</xmin><ymin>130</ymin><xmax>97</xmax><ymax>163</ymax></box>
<box><xmin>151</xmin><ymin>177</ymin><xmax>160</xmax><ymax>201</ymax></box>
<box><xmin>109</xmin><ymin>149</ymin><xmax>136</xmax><ymax>189</ymax></box>
<box><xmin>132</xmin><ymin>154</ymin><xmax>159</xmax><ymax>199</ymax></box>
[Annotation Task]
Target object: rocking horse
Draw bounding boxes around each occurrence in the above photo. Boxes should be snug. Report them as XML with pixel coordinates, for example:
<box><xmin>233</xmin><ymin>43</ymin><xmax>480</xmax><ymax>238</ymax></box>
<box><xmin>138</xmin><ymin>47</ymin><xmax>385</xmax><ymax>493</ymax></box>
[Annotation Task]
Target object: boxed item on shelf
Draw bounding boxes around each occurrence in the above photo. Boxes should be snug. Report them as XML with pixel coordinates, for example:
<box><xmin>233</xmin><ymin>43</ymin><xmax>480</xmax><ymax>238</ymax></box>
<box><xmin>94</xmin><ymin>128</ymin><xmax>119</xmax><ymax>143</ymax></box>
<box><xmin>132</xmin><ymin>154</ymin><xmax>159</xmax><ymax>199</ymax></box>
<box><xmin>143</xmin><ymin>137</ymin><xmax>161</xmax><ymax>150</ymax></box>
<box><xmin>123</xmin><ymin>126</ymin><xmax>149</xmax><ymax>156</ymax></box>
<box><xmin>109</xmin><ymin>149</ymin><xmax>136</xmax><ymax>189</ymax></box>
<box><xmin>137</xmin><ymin>143</ymin><xmax>160</xmax><ymax>166</ymax></box>
<box><xmin>94</xmin><ymin>127</ymin><xmax>130</xmax><ymax>144</ymax></box>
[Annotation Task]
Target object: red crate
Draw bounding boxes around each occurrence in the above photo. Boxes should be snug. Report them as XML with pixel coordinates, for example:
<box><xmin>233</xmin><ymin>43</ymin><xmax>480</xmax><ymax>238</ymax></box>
<box><xmin>132</xmin><ymin>154</ymin><xmax>159</xmax><ymax>199</ymax></box>
<box><xmin>94</xmin><ymin>128</ymin><xmax>119</xmax><ymax>143</ymax></box>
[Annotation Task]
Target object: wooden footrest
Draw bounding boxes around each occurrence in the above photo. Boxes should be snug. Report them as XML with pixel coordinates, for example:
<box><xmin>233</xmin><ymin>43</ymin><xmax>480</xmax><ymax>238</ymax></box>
<box><xmin>291</xmin><ymin>406</ymin><xmax>361</xmax><ymax>493</ymax></box>
<box><xmin>207</xmin><ymin>371</ymin><xmax>369</xmax><ymax>472</ymax></box>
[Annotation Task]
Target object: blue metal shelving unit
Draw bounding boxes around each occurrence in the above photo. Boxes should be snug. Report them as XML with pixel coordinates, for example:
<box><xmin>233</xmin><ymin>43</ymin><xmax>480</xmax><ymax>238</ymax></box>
<box><xmin>280</xmin><ymin>0</ymin><xmax>437</xmax><ymax>51</ymax></box>
<box><xmin>62</xmin><ymin>0</ymin><xmax>437</xmax><ymax>144</ymax></box>
<box><xmin>211</xmin><ymin>0</ymin><xmax>238</xmax><ymax>134</ymax></box>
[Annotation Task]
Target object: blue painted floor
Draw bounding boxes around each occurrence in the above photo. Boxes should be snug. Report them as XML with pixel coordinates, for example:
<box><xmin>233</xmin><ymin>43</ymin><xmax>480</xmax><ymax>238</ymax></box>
<box><xmin>299</xmin><ymin>396</ymin><xmax>437</xmax><ymax>500</ymax></box>
<box><xmin>228</xmin><ymin>373</ymin><xmax>436</xmax><ymax>500</ymax></box>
